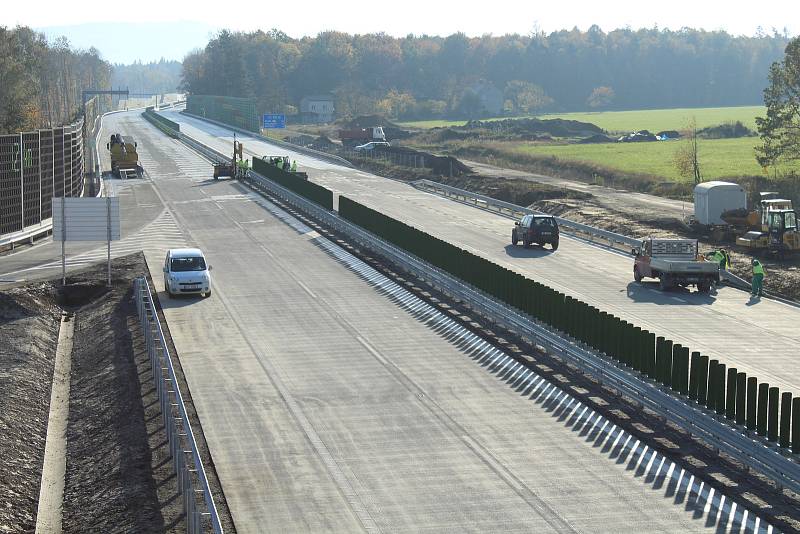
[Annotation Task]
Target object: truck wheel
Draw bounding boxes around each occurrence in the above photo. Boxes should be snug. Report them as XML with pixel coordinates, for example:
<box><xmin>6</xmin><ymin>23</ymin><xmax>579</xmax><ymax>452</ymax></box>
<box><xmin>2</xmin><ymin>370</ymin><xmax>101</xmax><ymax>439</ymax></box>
<box><xmin>634</xmin><ymin>268</ymin><xmax>642</xmax><ymax>283</ymax></box>
<box><xmin>659</xmin><ymin>276</ymin><xmax>672</xmax><ymax>291</ymax></box>
<box><xmin>697</xmin><ymin>281</ymin><xmax>711</xmax><ymax>293</ymax></box>
<box><xmin>512</xmin><ymin>231</ymin><xmax>518</xmax><ymax>246</ymax></box>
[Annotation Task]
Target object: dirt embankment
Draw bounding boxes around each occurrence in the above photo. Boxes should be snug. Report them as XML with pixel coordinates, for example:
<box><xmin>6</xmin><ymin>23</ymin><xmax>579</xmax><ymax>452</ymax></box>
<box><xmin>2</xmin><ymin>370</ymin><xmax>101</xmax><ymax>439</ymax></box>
<box><xmin>61</xmin><ymin>255</ymin><xmax>184</xmax><ymax>532</ymax></box>
<box><xmin>0</xmin><ymin>254</ymin><xmax>234</xmax><ymax>533</ymax></box>
<box><xmin>0</xmin><ymin>286</ymin><xmax>61</xmax><ymax>532</ymax></box>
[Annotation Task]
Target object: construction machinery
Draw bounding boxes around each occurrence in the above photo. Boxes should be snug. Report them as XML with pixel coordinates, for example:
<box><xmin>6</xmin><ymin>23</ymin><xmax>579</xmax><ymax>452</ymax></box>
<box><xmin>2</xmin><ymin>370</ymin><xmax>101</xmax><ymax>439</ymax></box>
<box><xmin>213</xmin><ymin>135</ymin><xmax>246</xmax><ymax>180</ymax></box>
<box><xmin>735</xmin><ymin>196</ymin><xmax>800</xmax><ymax>256</ymax></box>
<box><xmin>107</xmin><ymin>134</ymin><xmax>143</xmax><ymax>178</ymax></box>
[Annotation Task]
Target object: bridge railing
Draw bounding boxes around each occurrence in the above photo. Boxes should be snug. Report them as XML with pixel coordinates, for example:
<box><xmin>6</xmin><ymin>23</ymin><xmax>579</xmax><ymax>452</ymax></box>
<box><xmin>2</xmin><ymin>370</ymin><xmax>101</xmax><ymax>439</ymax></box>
<box><xmin>133</xmin><ymin>276</ymin><xmax>223</xmax><ymax>534</ymax></box>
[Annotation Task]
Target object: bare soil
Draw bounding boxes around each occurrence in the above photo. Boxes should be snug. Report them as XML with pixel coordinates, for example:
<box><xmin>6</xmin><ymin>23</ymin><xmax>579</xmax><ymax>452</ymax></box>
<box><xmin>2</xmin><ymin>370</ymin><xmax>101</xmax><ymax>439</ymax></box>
<box><xmin>61</xmin><ymin>254</ymin><xmax>184</xmax><ymax>532</ymax></box>
<box><xmin>0</xmin><ymin>285</ymin><xmax>60</xmax><ymax>533</ymax></box>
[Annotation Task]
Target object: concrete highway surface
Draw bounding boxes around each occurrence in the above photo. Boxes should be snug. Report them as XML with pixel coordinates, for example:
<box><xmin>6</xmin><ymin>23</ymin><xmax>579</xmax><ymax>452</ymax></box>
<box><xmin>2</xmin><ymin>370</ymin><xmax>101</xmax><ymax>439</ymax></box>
<box><xmin>161</xmin><ymin>109</ymin><xmax>800</xmax><ymax>399</ymax></box>
<box><xmin>1</xmin><ymin>111</ymin><xmax>777</xmax><ymax>532</ymax></box>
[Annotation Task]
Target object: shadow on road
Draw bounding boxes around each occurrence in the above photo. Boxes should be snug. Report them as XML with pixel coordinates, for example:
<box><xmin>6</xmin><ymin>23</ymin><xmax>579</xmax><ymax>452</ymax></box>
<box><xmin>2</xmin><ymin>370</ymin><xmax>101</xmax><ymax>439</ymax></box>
<box><xmin>503</xmin><ymin>244</ymin><xmax>555</xmax><ymax>259</ymax></box>
<box><xmin>625</xmin><ymin>281</ymin><xmax>716</xmax><ymax>305</ymax></box>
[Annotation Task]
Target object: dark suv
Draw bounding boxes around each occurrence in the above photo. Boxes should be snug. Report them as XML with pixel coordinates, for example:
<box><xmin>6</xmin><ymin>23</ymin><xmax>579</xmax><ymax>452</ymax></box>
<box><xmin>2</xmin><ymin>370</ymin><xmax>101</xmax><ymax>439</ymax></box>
<box><xmin>512</xmin><ymin>214</ymin><xmax>559</xmax><ymax>250</ymax></box>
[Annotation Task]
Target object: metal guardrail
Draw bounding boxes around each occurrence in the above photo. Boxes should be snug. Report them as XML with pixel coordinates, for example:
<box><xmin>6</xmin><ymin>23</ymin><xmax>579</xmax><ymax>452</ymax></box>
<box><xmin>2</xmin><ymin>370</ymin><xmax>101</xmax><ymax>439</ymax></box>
<box><xmin>176</xmin><ymin>130</ymin><xmax>800</xmax><ymax>496</ymax></box>
<box><xmin>133</xmin><ymin>277</ymin><xmax>223</xmax><ymax>534</ymax></box>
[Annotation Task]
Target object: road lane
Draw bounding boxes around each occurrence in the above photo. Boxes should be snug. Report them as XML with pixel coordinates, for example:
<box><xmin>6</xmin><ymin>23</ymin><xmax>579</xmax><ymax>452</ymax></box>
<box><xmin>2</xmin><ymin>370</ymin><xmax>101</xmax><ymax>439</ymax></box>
<box><xmin>107</xmin><ymin>110</ymin><xmax>770</xmax><ymax>532</ymax></box>
<box><xmin>162</xmin><ymin>109</ymin><xmax>800</xmax><ymax>398</ymax></box>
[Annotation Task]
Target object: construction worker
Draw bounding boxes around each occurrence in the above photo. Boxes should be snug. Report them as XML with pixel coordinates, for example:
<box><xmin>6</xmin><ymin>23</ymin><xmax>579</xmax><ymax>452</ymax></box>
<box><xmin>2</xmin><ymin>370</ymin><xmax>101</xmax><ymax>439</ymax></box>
<box><xmin>290</xmin><ymin>160</ymin><xmax>297</xmax><ymax>172</ymax></box>
<box><xmin>709</xmin><ymin>249</ymin><xmax>724</xmax><ymax>269</ymax></box>
<box><xmin>751</xmin><ymin>259</ymin><xmax>765</xmax><ymax>297</ymax></box>
<box><xmin>721</xmin><ymin>249</ymin><xmax>731</xmax><ymax>270</ymax></box>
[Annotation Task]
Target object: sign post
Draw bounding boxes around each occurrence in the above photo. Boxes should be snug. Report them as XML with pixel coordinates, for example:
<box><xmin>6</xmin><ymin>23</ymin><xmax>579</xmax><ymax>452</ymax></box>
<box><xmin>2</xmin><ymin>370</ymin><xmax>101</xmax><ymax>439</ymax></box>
<box><xmin>53</xmin><ymin>197</ymin><xmax>121</xmax><ymax>286</ymax></box>
<box><xmin>262</xmin><ymin>114</ymin><xmax>286</xmax><ymax>129</ymax></box>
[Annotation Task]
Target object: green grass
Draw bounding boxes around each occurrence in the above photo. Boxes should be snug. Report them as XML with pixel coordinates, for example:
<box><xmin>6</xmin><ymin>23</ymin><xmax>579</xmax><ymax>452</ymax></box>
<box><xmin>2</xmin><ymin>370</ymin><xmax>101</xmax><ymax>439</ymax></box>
<box><xmin>517</xmin><ymin>137</ymin><xmax>765</xmax><ymax>182</ymax></box>
<box><xmin>399</xmin><ymin>105</ymin><xmax>765</xmax><ymax>133</ymax></box>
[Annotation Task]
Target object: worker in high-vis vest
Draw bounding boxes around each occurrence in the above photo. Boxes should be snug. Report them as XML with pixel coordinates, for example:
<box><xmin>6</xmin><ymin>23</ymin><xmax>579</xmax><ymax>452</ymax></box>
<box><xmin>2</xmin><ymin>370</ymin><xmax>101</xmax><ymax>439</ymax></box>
<box><xmin>291</xmin><ymin>160</ymin><xmax>297</xmax><ymax>172</ymax></box>
<box><xmin>751</xmin><ymin>259</ymin><xmax>765</xmax><ymax>297</ymax></box>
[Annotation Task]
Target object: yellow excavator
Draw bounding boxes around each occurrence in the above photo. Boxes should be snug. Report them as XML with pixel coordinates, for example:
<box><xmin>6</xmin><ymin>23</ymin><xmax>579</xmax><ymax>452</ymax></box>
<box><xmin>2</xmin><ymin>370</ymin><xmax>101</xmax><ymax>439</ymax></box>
<box><xmin>735</xmin><ymin>196</ymin><xmax>799</xmax><ymax>257</ymax></box>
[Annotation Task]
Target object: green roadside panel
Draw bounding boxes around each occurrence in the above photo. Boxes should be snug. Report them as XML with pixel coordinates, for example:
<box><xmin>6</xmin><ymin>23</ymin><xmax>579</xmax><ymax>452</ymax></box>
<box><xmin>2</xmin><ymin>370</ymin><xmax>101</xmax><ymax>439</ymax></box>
<box><xmin>735</xmin><ymin>372</ymin><xmax>747</xmax><ymax>425</ymax></box>
<box><xmin>768</xmin><ymin>387</ymin><xmax>780</xmax><ymax>442</ymax></box>
<box><xmin>757</xmin><ymin>383</ymin><xmax>769</xmax><ymax>436</ymax></box>
<box><xmin>779</xmin><ymin>392</ymin><xmax>792</xmax><ymax>449</ymax></box>
<box><xmin>747</xmin><ymin>377</ymin><xmax>758</xmax><ymax>431</ymax></box>
<box><xmin>726</xmin><ymin>368</ymin><xmax>737</xmax><ymax>420</ymax></box>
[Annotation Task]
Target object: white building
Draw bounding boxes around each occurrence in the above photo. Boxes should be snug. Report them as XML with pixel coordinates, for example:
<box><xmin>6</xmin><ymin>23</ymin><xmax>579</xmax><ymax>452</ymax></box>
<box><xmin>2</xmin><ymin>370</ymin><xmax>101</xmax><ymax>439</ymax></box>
<box><xmin>299</xmin><ymin>94</ymin><xmax>335</xmax><ymax>124</ymax></box>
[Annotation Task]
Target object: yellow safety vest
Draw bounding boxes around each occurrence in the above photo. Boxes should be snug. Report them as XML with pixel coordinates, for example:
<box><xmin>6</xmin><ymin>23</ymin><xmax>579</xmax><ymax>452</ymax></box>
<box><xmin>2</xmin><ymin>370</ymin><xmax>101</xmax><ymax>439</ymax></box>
<box><xmin>753</xmin><ymin>262</ymin><xmax>765</xmax><ymax>276</ymax></box>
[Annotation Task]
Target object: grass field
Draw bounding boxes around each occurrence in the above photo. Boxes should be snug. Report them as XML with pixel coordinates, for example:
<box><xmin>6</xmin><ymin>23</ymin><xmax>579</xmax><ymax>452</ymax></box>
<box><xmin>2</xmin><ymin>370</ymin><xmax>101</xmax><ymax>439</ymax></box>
<box><xmin>517</xmin><ymin>137</ymin><xmax>764</xmax><ymax>181</ymax></box>
<box><xmin>399</xmin><ymin>105</ymin><xmax>765</xmax><ymax>133</ymax></box>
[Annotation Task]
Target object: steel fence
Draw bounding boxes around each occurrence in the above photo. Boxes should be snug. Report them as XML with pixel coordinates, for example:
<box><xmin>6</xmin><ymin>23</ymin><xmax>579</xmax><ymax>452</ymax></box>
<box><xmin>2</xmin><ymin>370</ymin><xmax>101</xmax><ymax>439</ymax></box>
<box><xmin>133</xmin><ymin>277</ymin><xmax>223</xmax><ymax>534</ymax></box>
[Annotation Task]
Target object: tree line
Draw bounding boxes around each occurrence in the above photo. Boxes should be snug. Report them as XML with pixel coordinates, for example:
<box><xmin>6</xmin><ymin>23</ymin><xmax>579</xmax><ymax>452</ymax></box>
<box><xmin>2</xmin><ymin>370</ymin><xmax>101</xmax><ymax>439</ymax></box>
<box><xmin>0</xmin><ymin>26</ymin><xmax>111</xmax><ymax>134</ymax></box>
<box><xmin>181</xmin><ymin>27</ymin><xmax>791</xmax><ymax>120</ymax></box>
<box><xmin>111</xmin><ymin>59</ymin><xmax>182</xmax><ymax>95</ymax></box>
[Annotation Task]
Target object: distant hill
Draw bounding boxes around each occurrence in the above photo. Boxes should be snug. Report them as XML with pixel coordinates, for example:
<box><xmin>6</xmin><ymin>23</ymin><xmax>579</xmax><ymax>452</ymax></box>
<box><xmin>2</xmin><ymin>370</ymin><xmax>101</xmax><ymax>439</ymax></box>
<box><xmin>37</xmin><ymin>21</ymin><xmax>218</xmax><ymax>64</ymax></box>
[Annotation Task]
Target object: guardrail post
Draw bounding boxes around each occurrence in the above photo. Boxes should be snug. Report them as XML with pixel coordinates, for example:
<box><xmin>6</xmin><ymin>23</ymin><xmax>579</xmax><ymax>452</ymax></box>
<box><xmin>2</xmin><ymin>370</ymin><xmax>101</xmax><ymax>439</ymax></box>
<box><xmin>757</xmin><ymin>383</ymin><xmax>769</xmax><ymax>437</ymax></box>
<box><xmin>736</xmin><ymin>372</ymin><xmax>747</xmax><ymax>425</ymax></box>
<box><xmin>725</xmin><ymin>367</ymin><xmax>737</xmax><ymax>420</ymax></box>
<box><xmin>780</xmin><ymin>392</ymin><xmax>792</xmax><ymax>448</ymax></box>
<box><xmin>747</xmin><ymin>377</ymin><xmax>758</xmax><ymax>431</ymax></box>
<box><xmin>768</xmin><ymin>387</ymin><xmax>780</xmax><ymax>442</ymax></box>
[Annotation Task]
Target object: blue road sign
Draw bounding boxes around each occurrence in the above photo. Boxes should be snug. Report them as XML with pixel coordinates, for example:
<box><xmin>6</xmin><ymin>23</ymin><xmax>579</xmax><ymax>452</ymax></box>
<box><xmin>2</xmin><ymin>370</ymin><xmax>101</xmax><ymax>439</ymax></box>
<box><xmin>262</xmin><ymin>114</ymin><xmax>286</xmax><ymax>129</ymax></box>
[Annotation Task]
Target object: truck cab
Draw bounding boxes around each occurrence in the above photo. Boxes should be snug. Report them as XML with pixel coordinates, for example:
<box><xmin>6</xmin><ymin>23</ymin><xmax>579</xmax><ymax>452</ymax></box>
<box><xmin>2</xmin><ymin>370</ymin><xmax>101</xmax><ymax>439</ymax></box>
<box><xmin>512</xmin><ymin>214</ymin><xmax>559</xmax><ymax>250</ymax></box>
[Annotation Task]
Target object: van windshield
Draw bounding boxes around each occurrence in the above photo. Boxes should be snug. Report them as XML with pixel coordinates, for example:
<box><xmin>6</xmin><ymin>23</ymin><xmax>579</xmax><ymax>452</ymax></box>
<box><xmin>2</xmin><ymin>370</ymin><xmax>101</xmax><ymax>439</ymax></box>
<box><xmin>170</xmin><ymin>257</ymin><xmax>206</xmax><ymax>272</ymax></box>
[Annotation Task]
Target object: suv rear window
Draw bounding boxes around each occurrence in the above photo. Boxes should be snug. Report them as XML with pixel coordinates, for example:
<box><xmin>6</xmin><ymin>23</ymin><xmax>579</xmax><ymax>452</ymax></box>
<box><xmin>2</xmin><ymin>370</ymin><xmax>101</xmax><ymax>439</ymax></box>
<box><xmin>534</xmin><ymin>218</ymin><xmax>555</xmax><ymax>226</ymax></box>
<box><xmin>170</xmin><ymin>257</ymin><xmax>207</xmax><ymax>272</ymax></box>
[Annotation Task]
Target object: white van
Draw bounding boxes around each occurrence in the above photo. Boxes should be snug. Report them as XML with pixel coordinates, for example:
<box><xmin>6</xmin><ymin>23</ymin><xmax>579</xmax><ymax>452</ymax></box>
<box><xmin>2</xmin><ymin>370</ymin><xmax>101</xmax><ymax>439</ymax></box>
<box><xmin>163</xmin><ymin>248</ymin><xmax>212</xmax><ymax>298</ymax></box>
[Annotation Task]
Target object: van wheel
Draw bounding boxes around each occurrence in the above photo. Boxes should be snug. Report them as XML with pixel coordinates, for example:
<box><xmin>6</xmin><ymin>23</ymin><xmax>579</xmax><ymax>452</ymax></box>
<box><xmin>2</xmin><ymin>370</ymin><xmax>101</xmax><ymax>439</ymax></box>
<box><xmin>512</xmin><ymin>231</ymin><xmax>518</xmax><ymax>246</ymax></box>
<box><xmin>634</xmin><ymin>268</ymin><xmax>642</xmax><ymax>283</ymax></box>
<box><xmin>164</xmin><ymin>284</ymin><xmax>171</xmax><ymax>298</ymax></box>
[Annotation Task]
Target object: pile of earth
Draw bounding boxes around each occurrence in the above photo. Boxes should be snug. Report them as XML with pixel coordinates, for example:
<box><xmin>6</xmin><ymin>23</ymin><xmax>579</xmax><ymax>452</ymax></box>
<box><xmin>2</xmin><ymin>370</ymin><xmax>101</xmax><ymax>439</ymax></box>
<box><xmin>617</xmin><ymin>129</ymin><xmax>681</xmax><ymax>142</ymax></box>
<box><xmin>579</xmin><ymin>134</ymin><xmax>617</xmax><ymax>144</ymax></box>
<box><xmin>698</xmin><ymin>121</ymin><xmax>756</xmax><ymax>139</ymax></box>
<box><xmin>429</xmin><ymin>128</ymin><xmax>481</xmax><ymax>142</ymax></box>
<box><xmin>463</xmin><ymin>117</ymin><xmax>604</xmax><ymax>138</ymax></box>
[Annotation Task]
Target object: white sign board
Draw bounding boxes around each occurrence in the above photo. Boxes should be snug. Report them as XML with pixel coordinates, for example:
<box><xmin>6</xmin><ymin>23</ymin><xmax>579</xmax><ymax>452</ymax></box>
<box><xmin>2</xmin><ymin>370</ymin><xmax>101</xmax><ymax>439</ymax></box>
<box><xmin>53</xmin><ymin>197</ymin><xmax>120</xmax><ymax>242</ymax></box>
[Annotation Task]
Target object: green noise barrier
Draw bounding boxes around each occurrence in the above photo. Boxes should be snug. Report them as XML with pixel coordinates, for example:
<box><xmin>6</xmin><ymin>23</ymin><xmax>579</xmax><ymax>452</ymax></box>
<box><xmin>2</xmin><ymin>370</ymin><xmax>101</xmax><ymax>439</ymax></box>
<box><xmin>331</xmin><ymin>194</ymin><xmax>798</xmax><ymax>454</ymax></box>
<box><xmin>252</xmin><ymin>156</ymin><xmax>333</xmax><ymax>211</ymax></box>
<box><xmin>142</xmin><ymin>108</ymin><xmax>180</xmax><ymax>138</ymax></box>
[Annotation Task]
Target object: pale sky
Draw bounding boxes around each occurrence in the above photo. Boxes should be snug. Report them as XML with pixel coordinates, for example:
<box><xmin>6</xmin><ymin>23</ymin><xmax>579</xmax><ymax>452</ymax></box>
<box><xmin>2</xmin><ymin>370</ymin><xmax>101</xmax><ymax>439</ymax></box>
<box><xmin>2</xmin><ymin>0</ymin><xmax>796</xmax><ymax>63</ymax></box>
